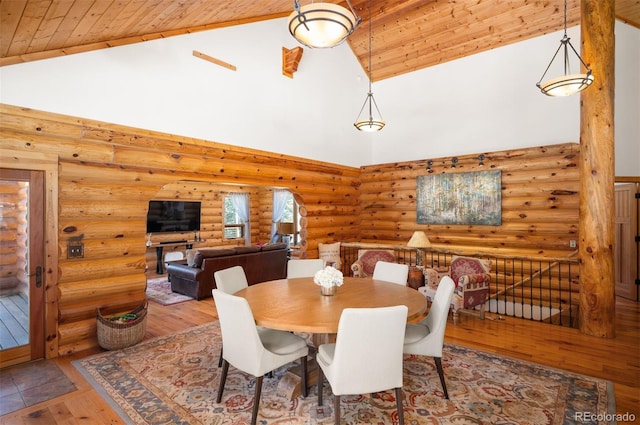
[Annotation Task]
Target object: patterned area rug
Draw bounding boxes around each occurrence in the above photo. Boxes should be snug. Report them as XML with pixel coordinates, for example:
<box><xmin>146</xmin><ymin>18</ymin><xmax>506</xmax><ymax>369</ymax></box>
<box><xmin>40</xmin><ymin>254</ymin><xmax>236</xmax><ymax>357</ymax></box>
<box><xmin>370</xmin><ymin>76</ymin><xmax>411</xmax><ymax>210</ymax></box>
<box><xmin>73</xmin><ymin>322</ymin><xmax>614</xmax><ymax>425</ymax></box>
<box><xmin>145</xmin><ymin>277</ymin><xmax>193</xmax><ymax>305</ymax></box>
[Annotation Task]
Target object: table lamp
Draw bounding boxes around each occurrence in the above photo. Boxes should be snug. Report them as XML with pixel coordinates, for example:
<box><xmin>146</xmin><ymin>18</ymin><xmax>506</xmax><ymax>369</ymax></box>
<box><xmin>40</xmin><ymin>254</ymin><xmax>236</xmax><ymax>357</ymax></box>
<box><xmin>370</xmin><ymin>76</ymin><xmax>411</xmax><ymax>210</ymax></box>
<box><xmin>407</xmin><ymin>231</ymin><xmax>431</xmax><ymax>268</ymax></box>
<box><xmin>276</xmin><ymin>222</ymin><xmax>295</xmax><ymax>235</ymax></box>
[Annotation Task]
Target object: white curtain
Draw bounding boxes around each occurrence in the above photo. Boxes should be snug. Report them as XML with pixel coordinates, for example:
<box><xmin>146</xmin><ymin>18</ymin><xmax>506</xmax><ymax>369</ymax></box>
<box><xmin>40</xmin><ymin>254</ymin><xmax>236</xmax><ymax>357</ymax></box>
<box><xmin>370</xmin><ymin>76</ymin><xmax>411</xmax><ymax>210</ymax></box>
<box><xmin>271</xmin><ymin>189</ymin><xmax>289</xmax><ymax>241</ymax></box>
<box><xmin>230</xmin><ymin>192</ymin><xmax>250</xmax><ymax>246</ymax></box>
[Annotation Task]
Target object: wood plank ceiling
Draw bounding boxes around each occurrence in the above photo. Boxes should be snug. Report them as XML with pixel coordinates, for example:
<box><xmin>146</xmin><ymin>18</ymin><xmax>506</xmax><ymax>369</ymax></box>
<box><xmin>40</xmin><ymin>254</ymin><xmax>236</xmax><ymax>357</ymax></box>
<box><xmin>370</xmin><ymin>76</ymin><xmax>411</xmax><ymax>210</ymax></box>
<box><xmin>0</xmin><ymin>0</ymin><xmax>638</xmax><ymax>81</ymax></box>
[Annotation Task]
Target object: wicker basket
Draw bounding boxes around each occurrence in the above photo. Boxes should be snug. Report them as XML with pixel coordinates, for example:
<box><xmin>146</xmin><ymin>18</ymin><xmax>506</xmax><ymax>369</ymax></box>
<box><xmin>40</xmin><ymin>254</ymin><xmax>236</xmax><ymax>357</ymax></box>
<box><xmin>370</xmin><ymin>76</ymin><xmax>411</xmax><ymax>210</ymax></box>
<box><xmin>97</xmin><ymin>303</ymin><xmax>147</xmax><ymax>350</ymax></box>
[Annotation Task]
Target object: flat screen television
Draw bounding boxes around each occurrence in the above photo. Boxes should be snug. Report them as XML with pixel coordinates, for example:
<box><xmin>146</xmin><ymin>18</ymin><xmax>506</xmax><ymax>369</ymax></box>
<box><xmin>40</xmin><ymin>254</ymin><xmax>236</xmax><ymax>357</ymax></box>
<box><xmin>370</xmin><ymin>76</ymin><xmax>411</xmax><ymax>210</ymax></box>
<box><xmin>146</xmin><ymin>200</ymin><xmax>201</xmax><ymax>233</ymax></box>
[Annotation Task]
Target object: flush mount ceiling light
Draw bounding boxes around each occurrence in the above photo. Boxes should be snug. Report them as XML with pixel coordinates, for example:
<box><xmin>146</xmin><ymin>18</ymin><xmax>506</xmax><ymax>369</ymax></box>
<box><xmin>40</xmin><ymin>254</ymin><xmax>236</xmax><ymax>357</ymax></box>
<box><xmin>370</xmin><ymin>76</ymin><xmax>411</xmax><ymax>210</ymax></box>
<box><xmin>354</xmin><ymin>0</ymin><xmax>385</xmax><ymax>132</ymax></box>
<box><xmin>288</xmin><ymin>0</ymin><xmax>361</xmax><ymax>48</ymax></box>
<box><xmin>536</xmin><ymin>0</ymin><xmax>594</xmax><ymax>96</ymax></box>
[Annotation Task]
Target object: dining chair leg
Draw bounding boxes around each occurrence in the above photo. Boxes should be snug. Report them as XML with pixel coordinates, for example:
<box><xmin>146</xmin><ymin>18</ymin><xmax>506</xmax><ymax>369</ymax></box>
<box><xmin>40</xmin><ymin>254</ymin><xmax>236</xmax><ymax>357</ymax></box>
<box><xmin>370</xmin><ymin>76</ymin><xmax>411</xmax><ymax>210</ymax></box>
<box><xmin>434</xmin><ymin>357</ymin><xmax>449</xmax><ymax>399</ymax></box>
<box><xmin>301</xmin><ymin>355</ymin><xmax>308</xmax><ymax>398</ymax></box>
<box><xmin>395</xmin><ymin>387</ymin><xmax>404</xmax><ymax>425</ymax></box>
<box><xmin>333</xmin><ymin>394</ymin><xmax>340</xmax><ymax>425</ymax></box>
<box><xmin>216</xmin><ymin>359</ymin><xmax>229</xmax><ymax>403</ymax></box>
<box><xmin>251</xmin><ymin>375</ymin><xmax>264</xmax><ymax>425</ymax></box>
<box><xmin>218</xmin><ymin>346</ymin><xmax>223</xmax><ymax>368</ymax></box>
<box><xmin>317</xmin><ymin>365</ymin><xmax>324</xmax><ymax>406</ymax></box>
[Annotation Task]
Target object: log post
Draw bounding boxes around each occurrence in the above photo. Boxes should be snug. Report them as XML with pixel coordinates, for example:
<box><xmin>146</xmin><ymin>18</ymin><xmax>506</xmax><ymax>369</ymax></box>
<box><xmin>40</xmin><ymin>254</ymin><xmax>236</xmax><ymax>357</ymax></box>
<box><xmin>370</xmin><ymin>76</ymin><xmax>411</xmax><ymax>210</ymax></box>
<box><xmin>578</xmin><ymin>0</ymin><xmax>615</xmax><ymax>337</ymax></box>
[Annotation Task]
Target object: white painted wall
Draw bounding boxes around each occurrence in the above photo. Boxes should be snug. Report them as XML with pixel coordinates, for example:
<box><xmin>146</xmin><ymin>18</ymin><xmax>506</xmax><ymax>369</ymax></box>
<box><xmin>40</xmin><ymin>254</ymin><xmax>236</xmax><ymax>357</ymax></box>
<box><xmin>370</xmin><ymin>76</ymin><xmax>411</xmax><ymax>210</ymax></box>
<box><xmin>0</xmin><ymin>18</ymin><xmax>637</xmax><ymax>175</ymax></box>
<box><xmin>0</xmin><ymin>19</ymin><xmax>368</xmax><ymax>166</ymax></box>
<box><xmin>374</xmin><ymin>21</ymin><xmax>640</xmax><ymax>177</ymax></box>
<box><xmin>372</xmin><ymin>29</ymin><xmax>581</xmax><ymax>163</ymax></box>
<box><xmin>614</xmin><ymin>22</ymin><xmax>640</xmax><ymax>177</ymax></box>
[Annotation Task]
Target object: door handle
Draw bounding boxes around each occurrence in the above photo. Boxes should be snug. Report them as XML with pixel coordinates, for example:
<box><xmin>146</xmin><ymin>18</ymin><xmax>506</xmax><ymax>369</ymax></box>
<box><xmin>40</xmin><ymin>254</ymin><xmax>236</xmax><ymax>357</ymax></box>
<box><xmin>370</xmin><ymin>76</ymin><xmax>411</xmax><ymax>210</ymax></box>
<box><xmin>35</xmin><ymin>266</ymin><xmax>42</xmax><ymax>288</ymax></box>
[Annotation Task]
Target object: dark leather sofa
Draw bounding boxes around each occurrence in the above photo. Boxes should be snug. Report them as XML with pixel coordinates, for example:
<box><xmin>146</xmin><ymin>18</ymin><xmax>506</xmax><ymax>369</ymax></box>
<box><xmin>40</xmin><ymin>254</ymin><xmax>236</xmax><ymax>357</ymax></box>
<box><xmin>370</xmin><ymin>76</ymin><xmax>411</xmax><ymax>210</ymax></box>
<box><xmin>166</xmin><ymin>243</ymin><xmax>288</xmax><ymax>300</ymax></box>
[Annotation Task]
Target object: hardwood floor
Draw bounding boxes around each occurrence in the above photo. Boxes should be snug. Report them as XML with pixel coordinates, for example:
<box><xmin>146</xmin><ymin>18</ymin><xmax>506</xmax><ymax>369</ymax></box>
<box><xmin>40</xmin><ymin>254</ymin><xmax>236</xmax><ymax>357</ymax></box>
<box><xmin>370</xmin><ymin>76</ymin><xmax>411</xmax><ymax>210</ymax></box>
<box><xmin>0</xmin><ymin>296</ymin><xmax>638</xmax><ymax>424</ymax></box>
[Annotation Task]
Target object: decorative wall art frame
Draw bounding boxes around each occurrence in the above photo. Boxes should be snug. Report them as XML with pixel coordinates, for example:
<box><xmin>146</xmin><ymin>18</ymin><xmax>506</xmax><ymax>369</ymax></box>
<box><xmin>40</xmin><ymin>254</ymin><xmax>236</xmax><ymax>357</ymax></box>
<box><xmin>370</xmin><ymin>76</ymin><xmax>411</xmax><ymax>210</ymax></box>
<box><xmin>416</xmin><ymin>170</ymin><xmax>502</xmax><ymax>225</ymax></box>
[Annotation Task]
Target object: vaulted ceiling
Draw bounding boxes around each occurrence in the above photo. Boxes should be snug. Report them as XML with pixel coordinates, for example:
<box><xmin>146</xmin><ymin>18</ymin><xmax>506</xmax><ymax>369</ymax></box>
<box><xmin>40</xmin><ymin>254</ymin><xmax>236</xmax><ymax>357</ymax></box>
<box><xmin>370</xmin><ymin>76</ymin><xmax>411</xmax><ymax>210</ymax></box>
<box><xmin>1</xmin><ymin>1</ymin><xmax>638</xmax><ymax>81</ymax></box>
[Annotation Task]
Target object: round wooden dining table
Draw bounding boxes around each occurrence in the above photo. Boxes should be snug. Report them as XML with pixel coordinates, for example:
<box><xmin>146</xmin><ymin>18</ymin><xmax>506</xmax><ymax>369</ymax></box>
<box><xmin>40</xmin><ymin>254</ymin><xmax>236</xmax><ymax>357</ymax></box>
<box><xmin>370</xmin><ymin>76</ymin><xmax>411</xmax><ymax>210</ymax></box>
<box><xmin>234</xmin><ymin>276</ymin><xmax>428</xmax><ymax>399</ymax></box>
<box><xmin>234</xmin><ymin>276</ymin><xmax>428</xmax><ymax>335</ymax></box>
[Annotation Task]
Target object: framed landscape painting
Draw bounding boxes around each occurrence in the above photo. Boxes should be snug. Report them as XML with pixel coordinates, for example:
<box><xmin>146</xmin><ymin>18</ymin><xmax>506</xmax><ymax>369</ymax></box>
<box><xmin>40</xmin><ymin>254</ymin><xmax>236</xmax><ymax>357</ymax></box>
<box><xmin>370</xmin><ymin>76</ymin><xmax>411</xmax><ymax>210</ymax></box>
<box><xmin>417</xmin><ymin>170</ymin><xmax>502</xmax><ymax>225</ymax></box>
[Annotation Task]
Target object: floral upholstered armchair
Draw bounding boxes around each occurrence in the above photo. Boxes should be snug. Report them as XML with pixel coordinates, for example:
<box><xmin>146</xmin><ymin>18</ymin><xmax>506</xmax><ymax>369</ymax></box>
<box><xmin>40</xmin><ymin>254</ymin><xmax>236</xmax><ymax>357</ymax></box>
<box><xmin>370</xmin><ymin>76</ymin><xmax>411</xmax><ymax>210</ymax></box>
<box><xmin>350</xmin><ymin>249</ymin><xmax>395</xmax><ymax>277</ymax></box>
<box><xmin>418</xmin><ymin>255</ymin><xmax>491</xmax><ymax>324</ymax></box>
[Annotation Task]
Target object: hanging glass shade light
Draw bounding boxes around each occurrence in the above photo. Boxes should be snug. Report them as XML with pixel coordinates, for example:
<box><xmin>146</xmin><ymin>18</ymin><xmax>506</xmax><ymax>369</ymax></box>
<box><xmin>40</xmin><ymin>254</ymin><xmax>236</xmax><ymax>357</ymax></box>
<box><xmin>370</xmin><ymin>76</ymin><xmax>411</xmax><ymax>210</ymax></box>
<box><xmin>288</xmin><ymin>1</ymin><xmax>360</xmax><ymax>48</ymax></box>
<box><xmin>536</xmin><ymin>0</ymin><xmax>594</xmax><ymax>96</ymax></box>
<box><xmin>354</xmin><ymin>0</ymin><xmax>385</xmax><ymax>132</ymax></box>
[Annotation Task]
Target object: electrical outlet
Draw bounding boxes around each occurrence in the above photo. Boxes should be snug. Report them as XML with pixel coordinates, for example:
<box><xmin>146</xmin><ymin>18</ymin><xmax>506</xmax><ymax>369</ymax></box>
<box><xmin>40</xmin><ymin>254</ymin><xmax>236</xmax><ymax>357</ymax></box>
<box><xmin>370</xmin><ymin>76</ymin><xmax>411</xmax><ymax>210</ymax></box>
<box><xmin>569</xmin><ymin>240</ymin><xmax>577</xmax><ymax>248</ymax></box>
<box><xmin>68</xmin><ymin>243</ymin><xmax>84</xmax><ymax>258</ymax></box>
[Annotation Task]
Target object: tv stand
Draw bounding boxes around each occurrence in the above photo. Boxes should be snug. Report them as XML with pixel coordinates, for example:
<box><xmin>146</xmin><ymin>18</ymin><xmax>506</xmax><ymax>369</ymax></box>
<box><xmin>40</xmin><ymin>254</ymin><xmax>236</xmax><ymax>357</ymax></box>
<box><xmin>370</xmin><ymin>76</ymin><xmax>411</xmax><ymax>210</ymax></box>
<box><xmin>150</xmin><ymin>240</ymin><xmax>198</xmax><ymax>274</ymax></box>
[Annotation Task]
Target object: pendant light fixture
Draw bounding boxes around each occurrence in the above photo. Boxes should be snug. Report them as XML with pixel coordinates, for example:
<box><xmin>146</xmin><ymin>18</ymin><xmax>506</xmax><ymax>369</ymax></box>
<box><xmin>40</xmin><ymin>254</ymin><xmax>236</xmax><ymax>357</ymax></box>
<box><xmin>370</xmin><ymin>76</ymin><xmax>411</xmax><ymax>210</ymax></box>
<box><xmin>288</xmin><ymin>0</ymin><xmax>361</xmax><ymax>48</ymax></box>
<box><xmin>354</xmin><ymin>0</ymin><xmax>385</xmax><ymax>132</ymax></box>
<box><xmin>536</xmin><ymin>0</ymin><xmax>594</xmax><ymax>96</ymax></box>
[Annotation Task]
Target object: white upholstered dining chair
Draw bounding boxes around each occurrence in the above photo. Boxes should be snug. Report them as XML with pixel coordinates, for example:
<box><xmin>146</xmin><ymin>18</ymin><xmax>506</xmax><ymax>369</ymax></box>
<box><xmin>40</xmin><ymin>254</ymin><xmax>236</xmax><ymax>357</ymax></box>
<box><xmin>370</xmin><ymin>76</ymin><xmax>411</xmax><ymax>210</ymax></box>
<box><xmin>403</xmin><ymin>276</ymin><xmax>455</xmax><ymax>399</ymax></box>
<box><xmin>287</xmin><ymin>258</ymin><xmax>325</xmax><ymax>278</ymax></box>
<box><xmin>372</xmin><ymin>261</ymin><xmax>409</xmax><ymax>286</ymax></box>
<box><xmin>316</xmin><ymin>305</ymin><xmax>408</xmax><ymax>425</ymax></box>
<box><xmin>214</xmin><ymin>265</ymin><xmax>249</xmax><ymax>294</ymax></box>
<box><xmin>212</xmin><ymin>289</ymin><xmax>309</xmax><ymax>425</ymax></box>
<box><xmin>213</xmin><ymin>265</ymin><xmax>249</xmax><ymax>367</ymax></box>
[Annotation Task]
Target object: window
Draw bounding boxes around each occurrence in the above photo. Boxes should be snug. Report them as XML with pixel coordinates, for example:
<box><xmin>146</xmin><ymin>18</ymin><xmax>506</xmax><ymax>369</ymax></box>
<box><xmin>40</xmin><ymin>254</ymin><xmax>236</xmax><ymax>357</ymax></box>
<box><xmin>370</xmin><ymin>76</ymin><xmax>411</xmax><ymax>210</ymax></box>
<box><xmin>223</xmin><ymin>194</ymin><xmax>245</xmax><ymax>239</ymax></box>
<box><xmin>277</xmin><ymin>192</ymin><xmax>301</xmax><ymax>245</ymax></box>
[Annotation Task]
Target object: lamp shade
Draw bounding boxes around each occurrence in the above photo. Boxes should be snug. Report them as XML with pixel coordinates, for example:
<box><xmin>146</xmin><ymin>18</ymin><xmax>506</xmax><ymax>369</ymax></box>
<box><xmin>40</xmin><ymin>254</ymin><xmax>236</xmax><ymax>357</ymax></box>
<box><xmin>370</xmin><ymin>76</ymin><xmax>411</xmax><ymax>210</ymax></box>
<box><xmin>354</xmin><ymin>117</ymin><xmax>385</xmax><ymax>132</ymax></box>
<box><xmin>288</xmin><ymin>2</ymin><xmax>359</xmax><ymax>48</ymax></box>
<box><xmin>535</xmin><ymin>1</ymin><xmax>594</xmax><ymax>98</ymax></box>
<box><xmin>538</xmin><ymin>72</ymin><xmax>594</xmax><ymax>97</ymax></box>
<box><xmin>276</xmin><ymin>222</ymin><xmax>295</xmax><ymax>234</ymax></box>
<box><xmin>407</xmin><ymin>231</ymin><xmax>431</xmax><ymax>248</ymax></box>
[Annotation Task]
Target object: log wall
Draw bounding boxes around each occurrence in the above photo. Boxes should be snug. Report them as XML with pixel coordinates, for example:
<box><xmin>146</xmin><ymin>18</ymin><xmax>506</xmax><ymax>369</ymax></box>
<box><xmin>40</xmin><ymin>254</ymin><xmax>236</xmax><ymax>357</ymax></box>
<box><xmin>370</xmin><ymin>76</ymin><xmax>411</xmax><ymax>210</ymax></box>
<box><xmin>0</xmin><ymin>104</ymin><xmax>581</xmax><ymax>356</ymax></box>
<box><xmin>0</xmin><ymin>104</ymin><xmax>360</xmax><ymax>356</ymax></box>
<box><xmin>358</xmin><ymin>143</ymin><xmax>580</xmax><ymax>257</ymax></box>
<box><xmin>0</xmin><ymin>180</ymin><xmax>28</xmax><ymax>295</ymax></box>
<box><xmin>143</xmin><ymin>183</ymin><xmax>274</xmax><ymax>275</ymax></box>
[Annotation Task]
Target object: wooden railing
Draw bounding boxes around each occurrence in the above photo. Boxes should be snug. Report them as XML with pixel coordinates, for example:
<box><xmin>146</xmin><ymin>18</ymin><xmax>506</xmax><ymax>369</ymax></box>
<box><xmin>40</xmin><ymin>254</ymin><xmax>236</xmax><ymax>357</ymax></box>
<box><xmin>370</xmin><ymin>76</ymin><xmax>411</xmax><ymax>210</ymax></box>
<box><xmin>339</xmin><ymin>242</ymin><xmax>580</xmax><ymax>328</ymax></box>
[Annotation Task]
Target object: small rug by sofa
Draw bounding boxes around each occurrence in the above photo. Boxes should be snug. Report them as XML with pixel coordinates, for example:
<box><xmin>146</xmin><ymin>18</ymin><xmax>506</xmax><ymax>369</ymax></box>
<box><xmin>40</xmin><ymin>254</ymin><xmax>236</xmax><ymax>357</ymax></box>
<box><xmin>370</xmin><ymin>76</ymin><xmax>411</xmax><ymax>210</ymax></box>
<box><xmin>73</xmin><ymin>321</ymin><xmax>614</xmax><ymax>424</ymax></box>
<box><xmin>145</xmin><ymin>277</ymin><xmax>193</xmax><ymax>305</ymax></box>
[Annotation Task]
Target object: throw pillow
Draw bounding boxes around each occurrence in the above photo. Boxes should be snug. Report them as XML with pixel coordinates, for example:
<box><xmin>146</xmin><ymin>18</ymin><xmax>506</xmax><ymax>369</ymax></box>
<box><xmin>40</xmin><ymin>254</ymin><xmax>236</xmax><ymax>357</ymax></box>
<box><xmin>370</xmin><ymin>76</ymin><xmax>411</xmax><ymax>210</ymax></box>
<box><xmin>318</xmin><ymin>242</ymin><xmax>341</xmax><ymax>268</ymax></box>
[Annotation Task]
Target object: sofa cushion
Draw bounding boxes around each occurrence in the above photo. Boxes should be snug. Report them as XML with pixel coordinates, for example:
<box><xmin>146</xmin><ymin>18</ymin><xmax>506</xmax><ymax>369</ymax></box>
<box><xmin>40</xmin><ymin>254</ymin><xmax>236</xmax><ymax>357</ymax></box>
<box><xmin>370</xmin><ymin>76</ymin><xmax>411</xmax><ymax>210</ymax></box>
<box><xmin>260</xmin><ymin>242</ymin><xmax>288</xmax><ymax>251</ymax></box>
<box><xmin>233</xmin><ymin>246</ymin><xmax>261</xmax><ymax>254</ymax></box>
<box><xmin>318</xmin><ymin>242</ymin><xmax>341</xmax><ymax>268</ymax></box>
<box><xmin>192</xmin><ymin>248</ymin><xmax>236</xmax><ymax>268</ymax></box>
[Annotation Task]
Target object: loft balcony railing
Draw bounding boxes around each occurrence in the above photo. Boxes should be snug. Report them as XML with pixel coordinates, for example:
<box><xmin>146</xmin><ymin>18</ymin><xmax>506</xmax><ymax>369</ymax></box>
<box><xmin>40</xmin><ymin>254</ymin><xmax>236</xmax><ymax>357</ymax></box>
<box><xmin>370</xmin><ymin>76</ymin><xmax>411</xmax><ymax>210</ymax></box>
<box><xmin>339</xmin><ymin>242</ymin><xmax>580</xmax><ymax>328</ymax></box>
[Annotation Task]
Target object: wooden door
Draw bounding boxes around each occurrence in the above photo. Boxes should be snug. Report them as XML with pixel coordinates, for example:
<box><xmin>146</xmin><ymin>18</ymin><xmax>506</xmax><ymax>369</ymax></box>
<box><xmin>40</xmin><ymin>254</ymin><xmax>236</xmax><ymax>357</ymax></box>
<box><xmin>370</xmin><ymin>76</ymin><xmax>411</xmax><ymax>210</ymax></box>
<box><xmin>614</xmin><ymin>183</ymin><xmax>638</xmax><ymax>301</ymax></box>
<box><xmin>0</xmin><ymin>169</ymin><xmax>45</xmax><ymax>367</ymax></box>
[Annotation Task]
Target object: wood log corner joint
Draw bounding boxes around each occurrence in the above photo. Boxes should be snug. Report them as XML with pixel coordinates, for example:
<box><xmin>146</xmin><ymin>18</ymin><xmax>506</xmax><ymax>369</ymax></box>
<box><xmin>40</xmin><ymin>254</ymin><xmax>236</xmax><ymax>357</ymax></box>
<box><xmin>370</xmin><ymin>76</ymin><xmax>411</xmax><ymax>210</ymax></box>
<box><xmin>282</xmin><ymin>47</ymin><xmax>304</xmax><ymax>79</ymax></box>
